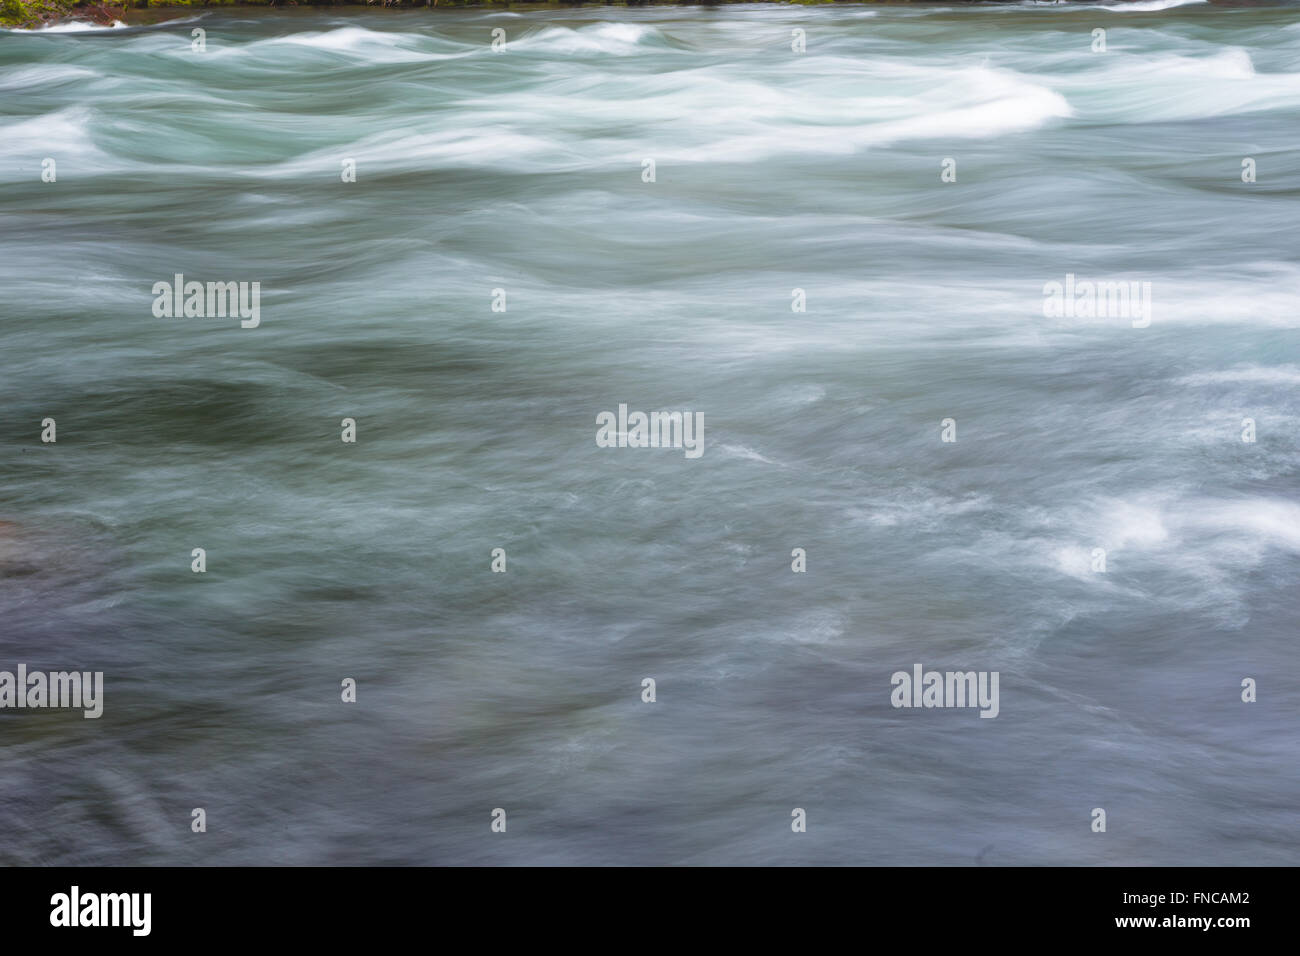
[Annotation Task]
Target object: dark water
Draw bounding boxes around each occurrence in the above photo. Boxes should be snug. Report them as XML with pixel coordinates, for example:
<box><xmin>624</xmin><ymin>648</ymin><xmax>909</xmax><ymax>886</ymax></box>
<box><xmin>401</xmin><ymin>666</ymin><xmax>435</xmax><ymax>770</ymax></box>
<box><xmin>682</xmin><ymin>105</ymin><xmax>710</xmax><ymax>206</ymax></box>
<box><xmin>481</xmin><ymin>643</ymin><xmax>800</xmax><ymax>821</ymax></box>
<box><xmin>1</xmin><ymin>2</ymin><xmax>1298</xmax><ymax>865</ymax></box>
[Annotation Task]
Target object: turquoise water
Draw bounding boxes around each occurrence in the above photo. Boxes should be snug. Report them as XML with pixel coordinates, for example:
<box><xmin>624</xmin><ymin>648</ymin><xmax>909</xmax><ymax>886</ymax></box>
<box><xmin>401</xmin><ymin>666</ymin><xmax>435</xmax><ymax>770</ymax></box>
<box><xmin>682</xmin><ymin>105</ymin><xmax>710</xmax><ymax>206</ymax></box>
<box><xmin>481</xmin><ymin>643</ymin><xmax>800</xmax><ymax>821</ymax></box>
<box><xmin>2</xmin><ymin>2</ymin><xmax>1298</xmax><ymax>865</ymax></box>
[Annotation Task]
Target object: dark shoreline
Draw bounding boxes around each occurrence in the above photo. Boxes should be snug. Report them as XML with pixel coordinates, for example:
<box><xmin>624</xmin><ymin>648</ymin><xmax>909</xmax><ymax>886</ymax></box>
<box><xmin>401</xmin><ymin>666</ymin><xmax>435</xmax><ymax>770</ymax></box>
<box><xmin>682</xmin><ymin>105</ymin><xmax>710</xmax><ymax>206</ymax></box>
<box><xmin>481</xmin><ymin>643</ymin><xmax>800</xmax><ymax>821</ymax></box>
<box><xmin>15</xmin><ymin>0</ymin><xmax>944</xmax><ymax>32</ymax></box>
<box><xmin>1</xmin><ymin>0</ymin><xmax>1261</xmax><ymax>32</ymax></box>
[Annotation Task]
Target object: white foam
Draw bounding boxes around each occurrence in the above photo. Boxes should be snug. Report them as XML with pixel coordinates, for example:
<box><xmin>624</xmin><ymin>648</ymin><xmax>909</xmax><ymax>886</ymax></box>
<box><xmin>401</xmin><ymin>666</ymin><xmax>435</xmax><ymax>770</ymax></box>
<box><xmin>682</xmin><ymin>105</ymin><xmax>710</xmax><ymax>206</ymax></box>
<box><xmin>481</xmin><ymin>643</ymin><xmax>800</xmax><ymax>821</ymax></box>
<box><xmin>1099</xmin><ymin>0</ymin><xmax>1208</xmax><ymax>11</ymax></box>
<box><xmin>267</xmin><ymin>26</ymin><xmax>437</xmax><ymax>62</ymax></box>
<box><xmin>1186</xmin><ymin>499</ymin><xmax>1300</xmax><ymax>553</ymax></box>
<box><xmin>1043</xmin><ymin>494</ymin><xmax>1300</xmax><ymax>623</ymax></box>
<box><xmin>1178</xmin><ymin>366</ymin><xmax>1300</xmax><ymax>387</ymax></box>
<box><xmin>853</xmin><ymin>494</ymin><xmax>991</xmax><ymax>530</ymax></box>
<box><xmin>0</xmin><ymin>64</ymin><xmax>100</xmax><ymax>91</ymax></box>
<box><xmin>0</xmin><ymin>107</ymin><xmax>107</xmax><ymax>167</ymax></box>
<box><xmin>1053</xmin><ymin>545</ymin><xmax>1107</xmax><ymax>581</ymax></box>
<box><xmin>518</xmin><ymin>23</ymin><xmax>654</xmax><ymax>56</ymax></box>
<box><xmin>718</xmin><ymin>444</ymin><xmax>780</xmax><ymax>466</ymax></box>
<box><xmin>1060</xmin><ymin>47</ymin><xmax>1300</xmax><ymax>124</ymax></box>
<box><xmin>444</xmin><ymin>61</ymin><xmax>1070</xmax><ymax>169</ymax></box>
<box><xmin>1098</xmin><ymin>500</ymin><xmax>1171</xmax><ymax>550</ymax></box>
<box><xmin>8</xmin><ymin>19</ymin><xmax>127</xmax><ymax>33</ymax></box>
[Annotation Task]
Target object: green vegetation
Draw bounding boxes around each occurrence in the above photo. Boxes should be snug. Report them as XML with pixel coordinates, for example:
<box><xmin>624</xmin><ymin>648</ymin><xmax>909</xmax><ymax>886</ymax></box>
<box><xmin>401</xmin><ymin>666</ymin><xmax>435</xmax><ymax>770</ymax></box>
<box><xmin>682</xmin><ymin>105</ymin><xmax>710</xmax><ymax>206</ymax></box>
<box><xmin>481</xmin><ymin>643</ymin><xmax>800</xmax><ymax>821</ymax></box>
<box><xmin>1</xmin><ymin>0</ymin><xmax>75</xmax><ymax>30</ymax></box>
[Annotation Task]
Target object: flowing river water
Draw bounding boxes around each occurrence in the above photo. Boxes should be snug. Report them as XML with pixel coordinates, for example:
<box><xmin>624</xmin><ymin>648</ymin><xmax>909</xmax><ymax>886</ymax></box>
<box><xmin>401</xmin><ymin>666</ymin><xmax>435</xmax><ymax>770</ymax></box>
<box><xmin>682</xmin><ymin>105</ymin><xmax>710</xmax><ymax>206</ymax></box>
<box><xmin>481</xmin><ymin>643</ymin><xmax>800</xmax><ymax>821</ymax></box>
<box><xmin>1</xmin><ymin>2</ymin><xmax>1298</xmax><ymax>864</ymax></box>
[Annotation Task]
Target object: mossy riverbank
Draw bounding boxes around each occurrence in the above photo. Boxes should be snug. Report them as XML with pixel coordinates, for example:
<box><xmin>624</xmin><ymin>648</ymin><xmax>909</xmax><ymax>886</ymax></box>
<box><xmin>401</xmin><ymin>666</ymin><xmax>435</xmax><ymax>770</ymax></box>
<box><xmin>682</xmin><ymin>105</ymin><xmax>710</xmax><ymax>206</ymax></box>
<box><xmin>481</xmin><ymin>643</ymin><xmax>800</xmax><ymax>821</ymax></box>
<box><xmin>4</xmin><ymin>0</ymin><xmax>878</xmax><ymax>31</ymax></box>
